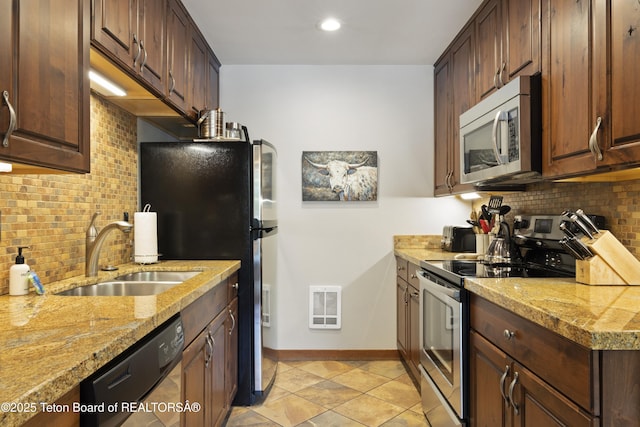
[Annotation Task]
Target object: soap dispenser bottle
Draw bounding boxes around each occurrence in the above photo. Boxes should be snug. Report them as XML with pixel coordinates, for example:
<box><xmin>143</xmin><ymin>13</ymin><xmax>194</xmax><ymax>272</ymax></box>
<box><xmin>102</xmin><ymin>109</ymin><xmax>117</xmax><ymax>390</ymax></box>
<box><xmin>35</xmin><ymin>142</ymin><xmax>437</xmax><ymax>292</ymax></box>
<box><xmin>10</xmin><ymin>246</ymin><xmax>30</xmax><ymax>296</ymax></box>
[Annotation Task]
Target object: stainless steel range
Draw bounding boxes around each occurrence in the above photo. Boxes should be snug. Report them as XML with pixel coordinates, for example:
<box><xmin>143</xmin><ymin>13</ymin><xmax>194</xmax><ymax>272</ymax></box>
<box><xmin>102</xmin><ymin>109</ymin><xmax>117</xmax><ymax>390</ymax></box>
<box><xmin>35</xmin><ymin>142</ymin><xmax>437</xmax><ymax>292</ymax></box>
<box><xmin>417</xmin><ymin>213</ymin><xmax>604</xmax><ymax>426</ymax></box>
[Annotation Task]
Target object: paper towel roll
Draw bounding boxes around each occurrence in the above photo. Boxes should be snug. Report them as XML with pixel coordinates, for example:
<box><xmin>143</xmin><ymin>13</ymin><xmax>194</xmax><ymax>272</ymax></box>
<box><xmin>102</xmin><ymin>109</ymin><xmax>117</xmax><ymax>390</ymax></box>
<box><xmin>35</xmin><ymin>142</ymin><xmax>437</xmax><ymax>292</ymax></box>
<box><xmin>134</xmin><ymin>209</ymin><xmax>158</xmax><ymax>264</ymax></box>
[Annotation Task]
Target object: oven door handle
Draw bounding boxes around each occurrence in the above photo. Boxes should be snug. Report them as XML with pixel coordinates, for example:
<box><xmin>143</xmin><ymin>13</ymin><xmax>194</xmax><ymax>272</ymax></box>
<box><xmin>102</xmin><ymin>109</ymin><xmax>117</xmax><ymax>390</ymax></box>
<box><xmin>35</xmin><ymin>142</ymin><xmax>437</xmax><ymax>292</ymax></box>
<box><xmin>418</xmin><ymin>270</ymin><xmax>460</xmax><ymax>301</ymax></box>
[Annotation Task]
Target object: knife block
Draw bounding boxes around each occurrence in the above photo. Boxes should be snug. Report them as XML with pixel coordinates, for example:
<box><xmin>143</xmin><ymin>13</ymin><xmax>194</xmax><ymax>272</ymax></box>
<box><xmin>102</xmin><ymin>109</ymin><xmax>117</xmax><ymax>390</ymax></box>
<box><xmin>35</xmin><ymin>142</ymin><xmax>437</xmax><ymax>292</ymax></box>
<box><xmin>575</xmin><ymin>230</ymin><xmax>640</xmax><ymax>285</ymax></box>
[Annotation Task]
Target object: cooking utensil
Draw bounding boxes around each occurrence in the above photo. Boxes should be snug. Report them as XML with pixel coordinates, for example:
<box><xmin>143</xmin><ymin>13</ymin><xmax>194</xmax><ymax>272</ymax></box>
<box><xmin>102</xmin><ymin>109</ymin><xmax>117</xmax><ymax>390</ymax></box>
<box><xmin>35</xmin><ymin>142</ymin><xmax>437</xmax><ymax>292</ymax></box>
<box><xmin>499</xmin><ymin>205</ymin><xmax>511</xmax><ymax>216</ymax></box>
<box><xmin>488</xmin><ymin>195</ymin><xmax>503</xmax><ymax>214</ymax></box>
<box><xmin>196</xmin><ymin>108</ymin><xmax>224</xmax><ymax>139</ymax></box>
<box><xmin>559</xmin><ymin>237</ymin><xmax>584</xmax><ymax>260</ymax></box>
<box><xmin>576</xmin><ymin>209</ymin><xmax>600</xmax><ymax>235</ymax></box>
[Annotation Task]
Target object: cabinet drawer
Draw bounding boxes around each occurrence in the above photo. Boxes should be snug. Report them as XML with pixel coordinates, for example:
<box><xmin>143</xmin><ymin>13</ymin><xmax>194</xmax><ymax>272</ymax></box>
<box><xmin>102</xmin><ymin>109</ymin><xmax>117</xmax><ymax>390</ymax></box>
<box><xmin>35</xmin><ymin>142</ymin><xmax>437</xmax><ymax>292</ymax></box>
<box><xmin>407</xmin><ymin>262</ymin><xmax>420</xmax><ymax>289</ymax></box>
<box><xmin>396</xmin><ymin>257</ymin><xmax>409</xmax><ymax>281</ymax></box>
<box><xmin>470</xmin><ymin>294</ymin><xmax>596</xmax><ymax>411</ymax></box>
<box><xmin>227</xmin><ymin>272</ymin><xmax>239</xmax><ymax>301</ymax></box>
<box><xmin>182</xmin><ymin>280</ymin><xmax>228</xmax><ymax>345</ymax></box>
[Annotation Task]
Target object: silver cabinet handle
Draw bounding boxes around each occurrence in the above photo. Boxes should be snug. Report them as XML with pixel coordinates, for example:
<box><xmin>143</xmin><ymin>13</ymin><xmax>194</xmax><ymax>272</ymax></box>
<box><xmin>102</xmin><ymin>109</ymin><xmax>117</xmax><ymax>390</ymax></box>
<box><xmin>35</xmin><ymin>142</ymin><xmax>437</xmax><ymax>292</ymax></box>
<box><xmin>168</xmin><ymin>70</ymin><xmax>175</xmax><ymax>95</ymax></box>
<box><xmin>498</xmin><ymin>62</ymin><xmax>506</xmax><ymax>87</ymax></box>
<box><xmin>403</xmin><ymin>286</ymin><xmax>409</xmax><ymax>304</ymax></box>
<box><xmin>205</xmin><ymin>333</ymin><xmax>213</xmax><ymax>367</ymax></box>
<box><xmin>132</xmin><ymin>34</ymin><xmax>141</xmax><ymax>67</ymax></box>
<box><xmin>2</xmin><ymin>91</ymin><xmax>16</xmax><ymax>148</ymax></box>
<box><xmin>229</xmin><ymin>310</ymin><xmax>236</xmax><ymax>335</ymax></box>
<box><xmin>499</xmin><ymin>365</ymin><xmax>510</xmax><ymax>405</ymax></box>
<box><xmin>397</xmin><ymin>265</ymin><xmax>406</xmax><ymax>272</ymax></box>
<box><xmin>508</xmin><ymin>371</ymin><xmax>520</xmax><ymax>415</ymax></box>
<box><xmin>139</xmin><ymin>40</ymin><xmax>147</xmax><ymax>73</ymax></box>
<box><xmin>588</xmin><ymin>116</ymin><xmax>603</xmax><ymax>161</ymax></box>
<box><xmin>233</xmin><ymin>282</ymin><xmax>239</xmax><ymax>290</ymax></box>
<box><xmin>503</xmin><ymin>329</ymin><xmax>515</xmax><ymax>340</ymax></box>
<box><xmin>410</xmin><ymin>273</ymin><xmax>417</xmax><ymax>280</ymax></box>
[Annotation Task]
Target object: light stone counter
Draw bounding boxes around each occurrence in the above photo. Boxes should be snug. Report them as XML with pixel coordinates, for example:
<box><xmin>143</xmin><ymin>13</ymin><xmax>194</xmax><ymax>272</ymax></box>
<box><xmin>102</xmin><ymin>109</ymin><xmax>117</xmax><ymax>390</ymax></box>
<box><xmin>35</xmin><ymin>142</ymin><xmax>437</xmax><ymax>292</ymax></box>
<box><xmin>394</xmin><ymin>235</ymin><xmax>640</xmax><ymax>351</ymax></box>
<box><xmin>0</xmin><ymin>260</ymin><xmax>240</xmax><ymax>427</ymax></box>
<box><xmin>465</xmin><ymin>277</ymin><xmax>640</xmax><ymax>350</ymax></box>
<box><xmin>393</xmin><ymin>234</ymin><xmax>465</xmax><ymax>264</ymax></box>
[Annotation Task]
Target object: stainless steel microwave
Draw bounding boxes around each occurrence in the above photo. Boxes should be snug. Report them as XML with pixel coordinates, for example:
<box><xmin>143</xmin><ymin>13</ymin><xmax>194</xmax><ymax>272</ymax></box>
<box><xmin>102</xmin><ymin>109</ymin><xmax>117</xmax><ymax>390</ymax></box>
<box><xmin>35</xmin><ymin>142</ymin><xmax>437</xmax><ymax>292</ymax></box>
<box><xmin>459</xmin><ymin>74</ymin><xmax>541</xmax><ymax>185</ymax></box>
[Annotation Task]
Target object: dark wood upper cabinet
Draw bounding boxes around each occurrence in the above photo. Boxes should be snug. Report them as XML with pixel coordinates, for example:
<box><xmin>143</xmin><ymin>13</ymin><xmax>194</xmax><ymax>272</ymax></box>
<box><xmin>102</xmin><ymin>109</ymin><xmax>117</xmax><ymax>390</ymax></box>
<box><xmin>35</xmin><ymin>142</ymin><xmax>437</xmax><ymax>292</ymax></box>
<box><xmin>475</xmin><ymin>0</ymin><xmax>503</xmax><ymax>100</ymax></box>
<box><xmin>165</xmin><ymin>0</ymin><xmax>190</xmax><ymax>113</ymax></box>
<box><xmin>91</xmin><ymin>0</ymin><xmax>166</xmax><ymax>94</ymax></box>
<box><xmin>0</xmin><ymin>0</ymin><xmax>90</xmax><ymax>173</ymax></box>
<box><xmin>475</xmin><ymin>0</ymin><xmax>541</xmax><ymax>100</ymax></box>
<box><xmin>541</xmin><ymin>0</ymin><xmax>598</xmax><ymax>178</ymax></box>
<box><xmin>188</xmin><ymin>26</ymin><xmax>208</xmax><ymax>120</ymax></box>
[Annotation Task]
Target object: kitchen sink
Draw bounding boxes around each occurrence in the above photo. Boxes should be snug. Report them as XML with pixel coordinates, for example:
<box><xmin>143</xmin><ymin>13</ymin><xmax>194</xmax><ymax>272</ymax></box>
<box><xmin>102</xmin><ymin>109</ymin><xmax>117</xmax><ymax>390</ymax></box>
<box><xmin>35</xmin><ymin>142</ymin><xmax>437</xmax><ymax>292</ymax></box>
<box><xmin>113</xmin><ymin>271</ymin><xmax>200</xmax><ymax>282</ymax></box>
<box><xmin>56</xmin><ymin>271</ymin><xmax>201</xmax><ymax>296</ymax></box>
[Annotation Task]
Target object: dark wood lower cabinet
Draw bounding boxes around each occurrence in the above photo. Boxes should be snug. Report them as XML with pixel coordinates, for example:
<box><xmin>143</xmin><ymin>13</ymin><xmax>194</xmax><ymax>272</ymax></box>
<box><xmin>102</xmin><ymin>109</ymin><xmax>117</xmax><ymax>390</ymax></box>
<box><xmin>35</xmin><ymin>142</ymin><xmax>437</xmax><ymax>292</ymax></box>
<box><xmin>470</xmin><ymin>294</ymin><xmax>640</xmax><ymax>427</ymax></box>
<box><xmin>470</xmin><ymin>331</ymin><xmax>595</xmax><ymax>427</ymax></box>
<box><xmin>181</xmin><ymin>273</ymin><xmax>239</xmax><ymax>427</ymax></box>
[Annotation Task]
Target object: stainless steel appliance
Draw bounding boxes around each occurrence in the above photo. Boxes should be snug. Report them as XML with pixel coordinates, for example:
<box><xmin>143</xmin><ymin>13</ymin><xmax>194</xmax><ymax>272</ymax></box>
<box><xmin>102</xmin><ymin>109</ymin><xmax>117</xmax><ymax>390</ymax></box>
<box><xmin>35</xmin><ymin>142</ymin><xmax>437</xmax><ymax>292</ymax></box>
<box><xmin>139</xmin><ymin>130</ymin><xmax>278</xmax><ymax>405</ymax></box>
<box><xmin>459</xmin><ymin>74</ymin><xmax>541</xmax><ymax>185</ymax></box>
<box><xmin>80</xmin><ymin>315</ymin><xmax>184</xmax><ymax>426</ymax></box>
<box><xmin>418</xmin><ymin>214</ymin><xmax>589</xmax><ymax>426</ymax></box>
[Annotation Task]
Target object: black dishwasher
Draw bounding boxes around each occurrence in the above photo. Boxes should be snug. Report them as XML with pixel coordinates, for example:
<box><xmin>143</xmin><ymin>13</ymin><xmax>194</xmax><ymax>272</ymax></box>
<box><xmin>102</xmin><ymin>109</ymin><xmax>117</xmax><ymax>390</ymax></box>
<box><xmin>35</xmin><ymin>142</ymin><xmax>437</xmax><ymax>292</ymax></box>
<box><xmin>80</xmin><ymin>315</ymin><xmax>184</xmax><ymax>427</ymax></box>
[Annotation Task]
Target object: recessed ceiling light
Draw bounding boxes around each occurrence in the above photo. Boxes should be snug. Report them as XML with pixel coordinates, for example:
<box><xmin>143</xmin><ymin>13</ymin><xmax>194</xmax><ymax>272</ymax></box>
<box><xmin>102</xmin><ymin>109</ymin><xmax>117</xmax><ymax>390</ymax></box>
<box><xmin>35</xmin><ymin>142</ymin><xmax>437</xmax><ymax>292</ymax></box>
<box><xmin>319</xmin><ymin>18</ymin><xmax>341</xmax><ymax>32</ymax></box>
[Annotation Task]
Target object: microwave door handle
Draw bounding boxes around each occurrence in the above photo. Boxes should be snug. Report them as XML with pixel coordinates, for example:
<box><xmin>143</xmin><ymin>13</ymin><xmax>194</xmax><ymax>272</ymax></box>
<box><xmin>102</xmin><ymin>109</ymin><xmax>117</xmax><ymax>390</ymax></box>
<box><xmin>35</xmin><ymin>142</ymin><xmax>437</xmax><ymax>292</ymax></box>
<box><xmin>492</xmin><ymin>111</ymin><xmax>509</xmax><ymax>165</ymax></box>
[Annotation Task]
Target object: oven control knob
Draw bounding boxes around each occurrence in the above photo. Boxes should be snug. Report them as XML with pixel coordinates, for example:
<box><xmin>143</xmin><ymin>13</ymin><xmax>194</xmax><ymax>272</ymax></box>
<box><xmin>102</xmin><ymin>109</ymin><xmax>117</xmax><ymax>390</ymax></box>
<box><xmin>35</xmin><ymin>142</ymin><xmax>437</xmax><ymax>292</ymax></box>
<box><xmin>503</xmin><ymin>329</ymin><xmax>516</xmax><ymax>340</ymax></box>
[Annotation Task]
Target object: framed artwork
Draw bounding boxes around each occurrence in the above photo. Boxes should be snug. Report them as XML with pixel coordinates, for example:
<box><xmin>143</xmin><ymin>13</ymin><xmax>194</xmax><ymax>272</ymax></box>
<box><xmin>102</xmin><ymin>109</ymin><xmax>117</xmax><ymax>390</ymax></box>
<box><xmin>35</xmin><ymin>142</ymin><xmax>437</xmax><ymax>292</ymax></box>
<box><xmin>302</xmin><ymin>151</ymin><xmax>378</xmax><ymax>201</ymax></box>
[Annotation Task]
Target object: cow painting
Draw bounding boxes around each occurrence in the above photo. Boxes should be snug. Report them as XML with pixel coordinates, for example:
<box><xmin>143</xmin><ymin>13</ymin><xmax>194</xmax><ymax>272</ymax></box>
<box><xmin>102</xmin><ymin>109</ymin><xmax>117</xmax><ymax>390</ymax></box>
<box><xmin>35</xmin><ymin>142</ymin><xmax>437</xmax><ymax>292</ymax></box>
<box><xmin>302</xmin><ymin>151</ymin><xmax>378</xmax><ymax>201</ymax></box>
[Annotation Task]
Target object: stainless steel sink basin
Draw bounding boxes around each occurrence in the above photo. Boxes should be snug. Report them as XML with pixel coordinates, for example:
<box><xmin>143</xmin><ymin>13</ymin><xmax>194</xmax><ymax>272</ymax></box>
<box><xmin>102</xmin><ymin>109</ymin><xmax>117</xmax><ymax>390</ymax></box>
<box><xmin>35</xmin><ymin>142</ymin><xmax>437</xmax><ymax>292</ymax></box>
<box><xmin>56</xmin><ymin>271</ymin><xmax>201</xmax><ymax>296</ymax></box>
<box><xmin>114</xmin><ymin>271</ymin><xmax>200</xmax><ymax>282</ymax></box>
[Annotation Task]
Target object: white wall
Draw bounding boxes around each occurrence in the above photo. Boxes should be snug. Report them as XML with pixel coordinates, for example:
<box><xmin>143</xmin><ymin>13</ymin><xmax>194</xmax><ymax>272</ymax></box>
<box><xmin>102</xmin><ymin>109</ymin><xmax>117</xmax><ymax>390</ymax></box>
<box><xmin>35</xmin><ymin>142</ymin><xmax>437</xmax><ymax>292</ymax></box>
<box><xmin>221</xmin><ymin>65</ymin><xmax>470</xmax><ymax>350</ymax></box>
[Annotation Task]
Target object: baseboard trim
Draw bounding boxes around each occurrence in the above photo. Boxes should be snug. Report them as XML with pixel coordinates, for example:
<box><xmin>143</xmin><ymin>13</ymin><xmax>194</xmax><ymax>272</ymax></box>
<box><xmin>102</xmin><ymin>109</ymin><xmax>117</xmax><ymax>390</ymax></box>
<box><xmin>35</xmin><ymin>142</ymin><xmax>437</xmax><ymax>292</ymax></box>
<box><xmin>271</xmin><ymin>349</ymin><xmax>401</xmax><ymax>361</ymax></box>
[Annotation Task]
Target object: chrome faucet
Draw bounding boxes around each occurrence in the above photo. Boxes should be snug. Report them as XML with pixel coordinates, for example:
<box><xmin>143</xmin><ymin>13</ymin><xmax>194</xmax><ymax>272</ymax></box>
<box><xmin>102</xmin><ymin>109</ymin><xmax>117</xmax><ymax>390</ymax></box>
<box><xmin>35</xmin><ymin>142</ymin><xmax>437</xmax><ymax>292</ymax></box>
<box><xmin>86</xmin><ymin>212</ymin><xmax>133</xmax><ymax>277</ymax></box>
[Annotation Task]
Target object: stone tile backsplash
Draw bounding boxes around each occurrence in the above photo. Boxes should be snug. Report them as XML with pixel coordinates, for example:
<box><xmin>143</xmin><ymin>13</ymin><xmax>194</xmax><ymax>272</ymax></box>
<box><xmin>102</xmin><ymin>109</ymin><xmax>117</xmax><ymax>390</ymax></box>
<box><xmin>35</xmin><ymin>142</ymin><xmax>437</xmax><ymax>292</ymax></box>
<box><xmin>474</xmin><ymin>179</ymin><xmax>640</xmax><ymax>257</ymax></box>
<box><xmin>0</xmin><ymin>94</ymin><xmax>138</xmax><ymax>294</ymax></box>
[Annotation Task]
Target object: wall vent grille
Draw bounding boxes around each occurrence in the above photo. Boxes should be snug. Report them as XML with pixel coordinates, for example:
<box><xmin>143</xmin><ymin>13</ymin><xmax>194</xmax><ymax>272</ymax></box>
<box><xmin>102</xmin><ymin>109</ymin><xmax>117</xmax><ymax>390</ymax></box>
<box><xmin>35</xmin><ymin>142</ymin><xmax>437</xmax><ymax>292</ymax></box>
<box><xmin>309</xmin><ymin>286</ymin><xmax>341</xmax><ymax>329</ymax></box>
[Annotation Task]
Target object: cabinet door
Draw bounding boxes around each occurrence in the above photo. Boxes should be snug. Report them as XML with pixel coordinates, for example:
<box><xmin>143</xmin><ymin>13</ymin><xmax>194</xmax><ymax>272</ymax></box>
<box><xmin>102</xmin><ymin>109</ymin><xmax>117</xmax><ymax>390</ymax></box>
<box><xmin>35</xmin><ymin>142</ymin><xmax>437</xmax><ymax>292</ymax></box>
<box><xmin>137</xmin><ymin>0</ymin><xmax>166</xmax><ymax>93</ymax></box>
<box><xmin>182</xmin><ymin>327</ymin><xmax>210</xmax><ymax>427</ymax></box>
<box><xmin>189</xmin><ymin>27</ymin><xmax>208</xmax><ymax>120</ymax></box>
<box><xmin>502</xmin><ymin>0</ymin><xmax>541</xmax><ymax>80</ymax></box>
<box><xmin>602</xmin><ymin>0</ymin><xmax>640</xmax><ymax>166</ymax></box>
<box><xmin>469</xmin><ymin>331</ymin><xmax>510</xmax><ymax>427</ymax></box>
<box><xmin>434</xmin><ymin>55</ymin><xmax>452</xmax><ymax>195</ymax></box>
<box><xmin>396</xmin><ymin>279</ymin><xmax>409</xmax><ymax>358</ymax></box>
<box><xmin>450</xmin><ymin>25</ymin><xmax>476</xmax><ymax>193</ymax></box>
<box><xmin>209</xmin><ymin>313</ymin><xmax>227</xmax><ymax>427</ymax></box>
<box><xmin>92</xmin><ymin>0</ymin><xmax>137</xmax><ymax>67</ymax></box>
<box><xmin>166</xmin><ymin>0</ymin><xmax>189</xmax><ymax>113</ymax></box>
<box><xmin>225</xmin><ymin>298</ymin><xmax>239</xmax><ymax>408</ymax></box>
<box><xmin>542</xmin><ymin>0</ymin><xmax>600</xmax><ymax>178</ymax></box>
<box><xmin>207</xmin><ymin>50</ymin><xmax>221</xmax><ymax>111</ymax></box>
<box><xmin>476</xmin><ymin>0</ymin><xmax>503</xmax><ymax>100</ymax></box>
<box><xmin>2</xmin><ymin>0</ymin><xmax>90</xmax><ymax>172</ymax></box>
<box><xmin>408</xmin><ymin>284</ymin><xmax>421</xmax><ymax>374</ymax></box>
<box><xmin>512</xmin><ymin>362</ymin><xmax>596</xmax><ymax>427</ymax></box>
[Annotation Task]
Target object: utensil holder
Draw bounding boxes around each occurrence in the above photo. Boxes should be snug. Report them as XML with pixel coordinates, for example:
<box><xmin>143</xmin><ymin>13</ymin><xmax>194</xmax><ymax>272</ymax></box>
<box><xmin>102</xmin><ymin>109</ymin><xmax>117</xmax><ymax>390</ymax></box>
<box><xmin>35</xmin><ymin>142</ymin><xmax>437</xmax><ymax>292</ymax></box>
<box><xmin>575</xmin><ymin>230</ymin><xmax>640</xmax><ymax>285</ymax></box>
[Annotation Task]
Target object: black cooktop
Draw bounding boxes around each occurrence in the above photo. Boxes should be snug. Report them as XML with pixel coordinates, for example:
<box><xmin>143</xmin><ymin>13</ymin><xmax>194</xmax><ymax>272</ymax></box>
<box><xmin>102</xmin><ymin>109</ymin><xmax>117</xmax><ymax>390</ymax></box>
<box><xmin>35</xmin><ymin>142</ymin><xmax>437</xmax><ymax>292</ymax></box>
<box><xmin>420</xmin><ymin>259</ymin><xmax>575</xmax><ymax>286</ymax></box>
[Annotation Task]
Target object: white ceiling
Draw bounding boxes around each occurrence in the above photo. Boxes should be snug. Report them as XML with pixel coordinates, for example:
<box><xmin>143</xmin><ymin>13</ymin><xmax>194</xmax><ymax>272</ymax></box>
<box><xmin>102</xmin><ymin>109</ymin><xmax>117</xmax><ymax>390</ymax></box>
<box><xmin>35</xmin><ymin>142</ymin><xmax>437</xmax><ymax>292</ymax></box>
<box><xmin>181</xmin><ymin>0</ymin><xmax>483</xmax><ymax>65</ymax></box>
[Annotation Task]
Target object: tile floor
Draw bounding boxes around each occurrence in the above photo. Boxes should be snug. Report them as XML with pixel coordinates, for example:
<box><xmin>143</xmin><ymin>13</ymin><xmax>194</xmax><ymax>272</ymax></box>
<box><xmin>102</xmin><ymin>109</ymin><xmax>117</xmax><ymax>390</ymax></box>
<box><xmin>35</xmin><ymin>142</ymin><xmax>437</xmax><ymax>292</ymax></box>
<box><xmin>224</xmin><ymin>360</ymin><xmax>428</xmax><ymax>427</ymax></box>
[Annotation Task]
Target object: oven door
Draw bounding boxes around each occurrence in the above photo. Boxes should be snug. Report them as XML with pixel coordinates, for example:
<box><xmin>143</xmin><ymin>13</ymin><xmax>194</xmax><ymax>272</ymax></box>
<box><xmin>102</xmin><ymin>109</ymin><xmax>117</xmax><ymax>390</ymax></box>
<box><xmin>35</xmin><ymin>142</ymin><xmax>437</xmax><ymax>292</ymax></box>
<box><xmin>418</xmin><ymin>269</ymin><xmax>464</xmax><ymax>425</ymax></box>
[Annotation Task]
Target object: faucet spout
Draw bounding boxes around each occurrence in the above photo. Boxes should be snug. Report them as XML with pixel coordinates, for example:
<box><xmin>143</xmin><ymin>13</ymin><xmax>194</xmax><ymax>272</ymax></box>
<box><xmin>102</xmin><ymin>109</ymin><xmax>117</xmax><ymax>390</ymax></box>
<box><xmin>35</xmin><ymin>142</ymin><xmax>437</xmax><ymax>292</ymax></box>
<box><xmin>86</xmin><ymin>218</ymin><xmax>133</xmax><ymax>277</ymax></box>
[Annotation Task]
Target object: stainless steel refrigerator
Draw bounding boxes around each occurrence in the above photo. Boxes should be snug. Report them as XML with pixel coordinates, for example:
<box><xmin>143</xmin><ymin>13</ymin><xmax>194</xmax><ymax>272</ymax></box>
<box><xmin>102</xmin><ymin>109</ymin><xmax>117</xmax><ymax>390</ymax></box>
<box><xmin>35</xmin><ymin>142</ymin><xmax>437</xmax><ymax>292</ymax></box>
<box><xmin>139</xmin><ymin>133</ymin><xmax>277</xmax><ymax>405</ymax></box>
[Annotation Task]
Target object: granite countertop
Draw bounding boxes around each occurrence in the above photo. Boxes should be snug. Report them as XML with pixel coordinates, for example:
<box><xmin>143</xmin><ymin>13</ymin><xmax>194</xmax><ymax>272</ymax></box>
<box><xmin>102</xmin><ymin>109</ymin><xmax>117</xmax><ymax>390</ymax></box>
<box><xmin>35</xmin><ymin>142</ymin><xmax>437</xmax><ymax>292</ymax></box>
<box><xmin>394</xmin><ymin>235</ymin><xmax>640</xmax><ymax>351</ymax></box>
<box><xmin>393</xmin><ymin>234</ymin><xmax>469</xmax><ymax>264</ymax></box>
<box><xmin>465</xmin><ymin>277</ymin><xmax>640</xmax><ymax>351</ymax></box>
<box><xmin>0</xmin><ymin>260</ymin><xmax>240</xmax><ymax>427</ymax></box>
